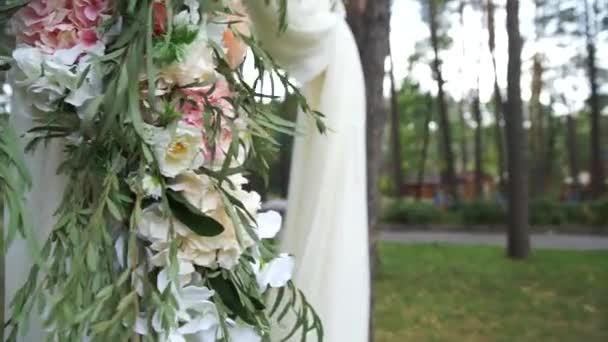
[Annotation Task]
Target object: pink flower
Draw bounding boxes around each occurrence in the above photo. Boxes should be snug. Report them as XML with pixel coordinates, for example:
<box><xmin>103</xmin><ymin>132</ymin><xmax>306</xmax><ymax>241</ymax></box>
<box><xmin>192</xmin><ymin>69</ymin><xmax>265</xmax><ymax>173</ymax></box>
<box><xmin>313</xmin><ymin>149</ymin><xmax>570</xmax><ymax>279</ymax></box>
<box><xmin>12</xmin><ymin>0</ymin><xmax>112</xmax><ymax>54</ymax></box>
<box><xmin>179</xmin><ymin>78</ymin><xmax>233</xmax><ymax>128</ymax></box>
<box><xmin>177</xmin><ymin>78</ymin><xmax>239</xmax><ymax>163</ymax></box>
<box><xmin>202</xmin><ymin>126</ymin><xmax>234</xmax><ymax>162</ymax></box>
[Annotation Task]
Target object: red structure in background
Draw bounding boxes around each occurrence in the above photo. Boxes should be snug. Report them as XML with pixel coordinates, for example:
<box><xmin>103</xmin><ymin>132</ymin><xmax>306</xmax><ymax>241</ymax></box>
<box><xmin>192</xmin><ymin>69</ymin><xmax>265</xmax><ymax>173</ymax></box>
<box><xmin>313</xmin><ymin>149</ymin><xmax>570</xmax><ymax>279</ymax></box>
<box><xmin>400</xmin><ymin>172</ymin><xmax>496</xmax><ymax>202</ymax></box>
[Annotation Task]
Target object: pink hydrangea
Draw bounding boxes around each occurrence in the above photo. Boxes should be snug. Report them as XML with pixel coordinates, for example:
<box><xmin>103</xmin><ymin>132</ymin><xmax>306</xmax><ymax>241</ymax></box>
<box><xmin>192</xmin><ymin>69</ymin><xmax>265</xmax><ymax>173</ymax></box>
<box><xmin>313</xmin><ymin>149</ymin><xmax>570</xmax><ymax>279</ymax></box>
<box><xmin>178</xmin><ymin>78</ymin><xmax>239</xmax><ymax>163</ymax></box>
<box><xmin>179</xmin><ymin>78</ymin><xmax>233</xmax><ymax>128</ymax></box>
<box><xmin>12</xmin><ymin>0</ymin><xmax>112</xmax><ymax>54</ymax></box>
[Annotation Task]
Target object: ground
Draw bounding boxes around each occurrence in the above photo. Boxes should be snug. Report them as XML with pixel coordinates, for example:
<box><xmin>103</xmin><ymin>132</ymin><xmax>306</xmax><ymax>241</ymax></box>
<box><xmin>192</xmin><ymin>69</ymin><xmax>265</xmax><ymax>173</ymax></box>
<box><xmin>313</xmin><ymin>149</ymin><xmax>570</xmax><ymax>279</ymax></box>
<box><xmin>374</xmin><ymin>243</ymin><xmax>608</xmax><ymax>341</ymax></box>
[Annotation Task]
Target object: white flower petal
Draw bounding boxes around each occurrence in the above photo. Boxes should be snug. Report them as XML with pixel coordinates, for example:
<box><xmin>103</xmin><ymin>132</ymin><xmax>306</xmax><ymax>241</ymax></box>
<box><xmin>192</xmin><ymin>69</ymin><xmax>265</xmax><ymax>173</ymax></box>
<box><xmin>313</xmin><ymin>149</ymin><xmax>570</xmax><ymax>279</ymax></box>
<box><xmin>114</xmin><ymin>234</ymin><xmax>126</xmax><ymax>268</ymax></box>
<box><xmin>180</xmin><ymin>286</ymin><xmax>215</xmax><ymax>308</ymax></box>
<box><xmin>12</xmin><ymin>47</ymin><xmax>43</xmax><ymax>80</ymax></box>
<box><xmin>134</xmin><ymin>314</ymin><xmax>149</xmax><ymax>335</ymax></box>
<box><xmin>228</xmin><ymin>322</ymin><xmax>262</xmax><ymax>342</ymax></box>
<box><xmin>168</xmin><ymin>331</ymin><xmax>187</xmax><ymax>342</ymax></box>
<box><xmin>257</xmin><ymin>254</ymin><xmax>295</xmax><ymax>292</ymax></box>
<box><xmin>142</xmin><ymin>174</ymin><xmax>163</xmax><ymax>199</ymax></box>
<box><xmin>256</xmin><ymin>211</ymin><xmax>282</xmax><ymax>239</ymax></box>
<box><xmin>51</xmin><ymin>44</ymin><xmax>85</xmax><ymax>65</ymax></box>
<box><xmin>153</xmin><ymin>122</ymin><xmax>204</xmax><ymax>177</ymax></box>
<box><xmin>177</xmin><ymin>310</ymin><xmax>218</xmax><ymax>335</ymax></box>
<box><xmin>157</xmin><ymin>268</ymin><xmax>171</xmax><ymax>293</ymax></box>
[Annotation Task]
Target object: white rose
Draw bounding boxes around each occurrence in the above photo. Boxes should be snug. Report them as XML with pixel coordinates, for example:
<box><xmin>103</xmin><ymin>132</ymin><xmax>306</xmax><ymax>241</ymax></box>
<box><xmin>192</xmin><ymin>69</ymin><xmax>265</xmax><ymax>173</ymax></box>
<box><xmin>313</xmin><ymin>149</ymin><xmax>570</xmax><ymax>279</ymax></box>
<box><xmin>169</xmin><ymin>172</ymin><xmax>261</xmax><ymax>249</ymax></box>
<box><xmin>138</xmin><ymin>204</ymin><xmax>243</xmax><ymax>269</ymax></box>
<box><xmin>158</xmin><ymin>36</ymin><xmax>215</xmax><ymax>87</ymax></box>
<box><xmin>153</xmin><ymin>121</ymin><xmax>205</xmax><ymax>178</ymax></box>
<box><xmin>168</xmin><ymin>171</ymin><xmax>221</xmax><ymax>213</ymax></box>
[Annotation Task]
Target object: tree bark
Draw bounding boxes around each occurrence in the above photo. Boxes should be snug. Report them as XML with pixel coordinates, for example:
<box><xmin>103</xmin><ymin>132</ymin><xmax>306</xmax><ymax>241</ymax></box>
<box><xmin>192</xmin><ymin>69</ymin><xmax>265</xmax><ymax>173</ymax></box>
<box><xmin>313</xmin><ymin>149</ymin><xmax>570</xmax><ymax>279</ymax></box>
<box><xmin>528</xmin><ymin>54</ymin><xmax>545</xmax><ymax>198</ymax></box>
<box><xmin>388</xmin><ymin>46</ymin><xmax>404</xmax><ymax>195</ymax></box>
<box><xmin>472</xmin><ymin>95</ymin><xmax>484</xmax><ymax>199</ymax></box>
<box><xmin>346</xmin><ymin>0</ymin><xmax>390</xmax><ymax>267</ymax></box>
<box><xmin>566</xmin><ymin>114</ymin><xmax>581</xmax><ymax>200</ymax></box>
<box><xmin>458</xmin><ymin>101</ymin><xmax>468</xmax><ymax>174</ymax></box>
<box><xmin>429</xmin><ymin>0</ymin><xmax>459</xmax><ymax>205</ymax></box>
<box><xmin>458</xmin><ymin>0</ymin><xmax>469</xmax><ymax>175</ymax></box>
<box><xmin>417</xmin><ymin>95</ymin><xmax>434</xmax><ymax>201</ymax></box>
<box><xmin>346</xmin><ymin>1</ymin><xmax>391</xmax><ymax>340</ymax></box>
<box><xmin>505</xmin><ymin>0</ymin><xmax>531</xmax><ymax>259</ymax></box>
<box><xmin>584</xmin><ymin>0</ymin><xmax>605</xmax><ymax>198</ymax></box>
<box><xmin>542</xmin><ymin>105</ymin><xmax>557</xmax><ymax>194</ymax></box>
<box><xmin>487</xmin><ymin>0</ymin><xmax>507</xmax><ymax>195</ymax></box>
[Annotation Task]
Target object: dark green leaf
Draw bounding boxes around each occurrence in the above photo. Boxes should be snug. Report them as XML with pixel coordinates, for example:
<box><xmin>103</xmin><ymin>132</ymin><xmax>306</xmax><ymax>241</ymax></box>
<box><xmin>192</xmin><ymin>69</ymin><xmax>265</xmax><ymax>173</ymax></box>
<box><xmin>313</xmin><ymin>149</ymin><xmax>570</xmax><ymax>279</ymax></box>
<box><xmin>208</xmin><ymin>275</ymin><xmax>257</xmax><ymax>325</ymax></box>
<box><xmin>166</xmin><ymin>189</ymin><xmax>224</xmax><ymax>237</ymax></box>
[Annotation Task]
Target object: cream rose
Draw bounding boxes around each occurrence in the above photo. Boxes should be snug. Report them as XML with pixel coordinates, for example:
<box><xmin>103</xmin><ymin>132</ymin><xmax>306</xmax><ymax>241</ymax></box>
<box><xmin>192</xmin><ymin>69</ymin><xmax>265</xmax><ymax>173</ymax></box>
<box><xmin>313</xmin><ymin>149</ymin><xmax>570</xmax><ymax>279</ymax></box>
<box><xmin>139</xmin><ymin>204</ymin><xmax>243</xmax><ymax>270</ymax></box>
<box><xmin>152</xmin><ymin>121</ymin><xmax>205</xmax><ymax>178</ymax></box>
<box><xmin>158</xmin><ymin>35</ymin><xmax>215</xmax><ymax>87</ymax></box>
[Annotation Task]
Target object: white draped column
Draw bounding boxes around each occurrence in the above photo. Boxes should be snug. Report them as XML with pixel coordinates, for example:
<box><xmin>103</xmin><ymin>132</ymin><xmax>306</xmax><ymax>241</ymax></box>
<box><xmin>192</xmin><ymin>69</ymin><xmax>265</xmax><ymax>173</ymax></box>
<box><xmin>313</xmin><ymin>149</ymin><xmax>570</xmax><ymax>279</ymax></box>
<box><xmin>246</xmin><ymin>1</ymin><xmax>370</xmax><ymax>341</ymax></box>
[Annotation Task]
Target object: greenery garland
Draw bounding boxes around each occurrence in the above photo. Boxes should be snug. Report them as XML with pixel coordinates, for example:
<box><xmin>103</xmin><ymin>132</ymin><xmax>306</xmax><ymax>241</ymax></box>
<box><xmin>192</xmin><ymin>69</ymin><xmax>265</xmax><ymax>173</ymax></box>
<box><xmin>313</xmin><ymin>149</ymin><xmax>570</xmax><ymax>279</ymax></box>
<box><xmin>0</xmin><ymin>0</ymin><xmax>324</xmax><ymax>341</ymax></box>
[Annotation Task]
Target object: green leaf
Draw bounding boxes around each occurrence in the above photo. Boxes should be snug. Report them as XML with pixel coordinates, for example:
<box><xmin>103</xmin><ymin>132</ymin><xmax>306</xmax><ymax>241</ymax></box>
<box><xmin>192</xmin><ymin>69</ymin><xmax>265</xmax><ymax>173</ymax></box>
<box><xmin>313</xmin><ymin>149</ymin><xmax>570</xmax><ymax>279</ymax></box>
<box><xmin>209</xmin><ymin>275</ymin><xmax>257</xmax><ymax>325</ymax></box>
<box><xmin>0</xmin><ymin>0</ymin><xmax>30</xmax><ymax>11</ymax></box>
<box><xmin>106</xmin><ymin>198</ymin><xmax>123</xmax><ymax>221</ymax></box>
<box><xmin>166</xmin><ymin>189</ymin><xmax>224</xmax><ymax>237</ymax></box>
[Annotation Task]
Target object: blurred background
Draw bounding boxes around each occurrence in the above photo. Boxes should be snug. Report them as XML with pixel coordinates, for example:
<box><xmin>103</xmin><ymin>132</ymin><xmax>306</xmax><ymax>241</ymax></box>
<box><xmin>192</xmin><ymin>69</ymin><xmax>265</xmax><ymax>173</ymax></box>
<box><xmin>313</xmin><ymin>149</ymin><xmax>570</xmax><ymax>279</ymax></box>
<box><xmin>1</xmin><ymin>0</ymin><xmax>607</xmax><ymax>341</ymax></box>
<box><xmin>259</xmin><ymin>0</ymin><xmax>608</xmax><ymax>340</ymax></box>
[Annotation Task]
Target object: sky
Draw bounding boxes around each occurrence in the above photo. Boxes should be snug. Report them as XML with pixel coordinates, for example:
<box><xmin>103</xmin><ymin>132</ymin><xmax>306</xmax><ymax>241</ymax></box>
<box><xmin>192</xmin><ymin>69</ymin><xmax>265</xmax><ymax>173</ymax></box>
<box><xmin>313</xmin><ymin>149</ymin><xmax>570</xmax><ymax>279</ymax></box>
<box><xmin>389</xmin><ymin>0</ymin><xmax>608</xmax><ymax>120</ymax></box>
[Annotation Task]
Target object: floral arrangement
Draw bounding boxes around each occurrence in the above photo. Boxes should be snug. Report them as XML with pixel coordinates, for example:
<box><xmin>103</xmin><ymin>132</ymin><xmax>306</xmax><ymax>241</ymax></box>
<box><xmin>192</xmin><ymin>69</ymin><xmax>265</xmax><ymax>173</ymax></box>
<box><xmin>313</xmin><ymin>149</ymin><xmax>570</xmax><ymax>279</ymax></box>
<box><xmin>0</xmin><ymin>0</ymin><xmax>324</xmax><ymax>341</ymax></box>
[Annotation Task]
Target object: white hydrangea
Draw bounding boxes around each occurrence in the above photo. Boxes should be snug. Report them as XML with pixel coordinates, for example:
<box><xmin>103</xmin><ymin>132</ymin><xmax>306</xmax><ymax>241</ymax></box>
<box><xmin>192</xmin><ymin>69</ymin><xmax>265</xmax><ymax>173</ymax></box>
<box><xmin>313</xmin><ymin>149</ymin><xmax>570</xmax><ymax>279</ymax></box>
<box><xmin>12</xmin><ymin>46</ymin><xmax>102</xmax><ymax>113</ymax></box>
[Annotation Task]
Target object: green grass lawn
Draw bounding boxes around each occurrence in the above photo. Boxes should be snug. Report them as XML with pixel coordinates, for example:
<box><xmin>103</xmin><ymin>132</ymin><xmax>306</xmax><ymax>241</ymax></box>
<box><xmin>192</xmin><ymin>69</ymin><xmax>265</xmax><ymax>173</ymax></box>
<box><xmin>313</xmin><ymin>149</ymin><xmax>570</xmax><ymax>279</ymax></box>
<box><xmin>374</xmin><ymin>243</ymin><xmax>608</xmax><ymax>342</ymax></box>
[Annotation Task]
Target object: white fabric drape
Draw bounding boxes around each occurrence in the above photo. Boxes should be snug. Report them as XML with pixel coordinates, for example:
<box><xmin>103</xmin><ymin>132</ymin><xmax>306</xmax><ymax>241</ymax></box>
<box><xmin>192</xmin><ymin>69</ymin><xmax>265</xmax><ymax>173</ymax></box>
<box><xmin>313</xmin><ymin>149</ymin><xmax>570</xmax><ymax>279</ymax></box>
<box><xmin>246</xmin><ymin>1</ymin><xmax>369</xmax><ymax>341</ymax></box>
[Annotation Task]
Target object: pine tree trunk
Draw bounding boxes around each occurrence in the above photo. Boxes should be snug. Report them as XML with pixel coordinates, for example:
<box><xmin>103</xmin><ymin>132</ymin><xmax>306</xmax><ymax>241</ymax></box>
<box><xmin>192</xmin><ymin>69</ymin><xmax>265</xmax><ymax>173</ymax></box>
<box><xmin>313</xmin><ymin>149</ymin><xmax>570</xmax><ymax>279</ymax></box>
<box><xmin>542</xmin><ymin>107</ymin><xmax>557</xmax><ymax>194</ymax></box>
<box><xmin>417</xmin><ymin>96</ymin><xmax>434</xmax><ymax>201</ymax></box>
<box><xmin>585</xmin><ymin>0</ymin><xmax>605</xmax><ymax>198</ymax></box>
<box><xmin>458</xmin><ymin>100</ymin><xmax>469</xmax><ymax>174</ymax></box>
<box><xmin>458</xmin><ymin>1</ymin><xmax>469</xmax><ymax>175</ymax></box>
<box><xmin>346</xmin><ymin>1</ymin><xmax>391</xmax><ymax>340</ymax></box>
<box><xmin>566</xmin><ymin>114</ymin><xmax>581</xmax><ymax>200</ymax></box>
<box><xmin>346</xmin><ymin>0</ymin><xmax>390</xmax><ymax>268</ymax></box>
<box><xmin>505</xmin><ymin>0</ymin><xmax>531</xmax><ymax>259</ymax></box>
<box><xmin>529</xmin><ymin>54</ymin><xmax>545</xmax><ymax>198</ymax></box>
<box><xmin>472</xmin><ymin>95</ymin><xmax>484</xmax><ymax>199</ymax></box>
<box><xmin>388</xmin><ymin>47</ymin><xmax>404</xmax><ymax>195</ymax></box>
<box><xmin>487</xmin><ymin>0</ymin><xmax>507</xmax><ymax>195</ymax></box>
<box><xmin>429</xmin><ymin>0</ymin><xmax>459</xmax><ymax>205</ymax></box>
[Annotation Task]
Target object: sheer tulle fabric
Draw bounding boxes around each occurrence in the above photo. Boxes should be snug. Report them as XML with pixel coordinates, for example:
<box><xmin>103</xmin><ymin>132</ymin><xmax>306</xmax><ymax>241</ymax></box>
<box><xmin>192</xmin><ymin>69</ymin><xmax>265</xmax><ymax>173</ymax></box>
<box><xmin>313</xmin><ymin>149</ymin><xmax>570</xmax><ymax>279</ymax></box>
<box><xmin>246</xmin><ymin>1</ymin><xmax>369</xmax><ymax>341</ymax></box>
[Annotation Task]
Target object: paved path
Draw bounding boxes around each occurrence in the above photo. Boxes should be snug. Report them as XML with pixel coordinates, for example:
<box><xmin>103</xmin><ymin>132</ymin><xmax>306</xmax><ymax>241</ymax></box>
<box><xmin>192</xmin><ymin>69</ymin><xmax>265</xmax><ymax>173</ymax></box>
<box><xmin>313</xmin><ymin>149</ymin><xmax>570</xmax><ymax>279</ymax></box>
<box><xmin>379</xmin><ymin>230</ymin><xmax>608</xmax><ymax>250</ymax></box>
